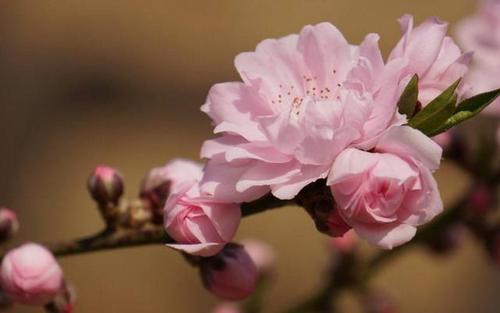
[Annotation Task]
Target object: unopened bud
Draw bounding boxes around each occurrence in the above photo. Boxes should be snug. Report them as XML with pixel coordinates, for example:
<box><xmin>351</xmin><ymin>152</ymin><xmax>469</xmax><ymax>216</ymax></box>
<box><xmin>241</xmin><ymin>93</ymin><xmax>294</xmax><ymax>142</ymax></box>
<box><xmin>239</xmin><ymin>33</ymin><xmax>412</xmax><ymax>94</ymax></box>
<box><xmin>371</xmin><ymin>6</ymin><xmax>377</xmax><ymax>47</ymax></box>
<box><xmin>140</xmin><ymin>159</ymin><xmax>203</xmax><ymax>224</ymax></box>
<box><xmin>1</xmin><ymin>243</ymin><xmax>64</xmax><ymax>306</ymax></box>
<box><xmin>241</xmin><ymin>238</ymin><xmax>275</xmax><ymax>276</ymax></box>
<box><xmin>87</xmin><ymin>165</ymin><xmax>124</xmax><ymax>207</ymax></box>
<box><xmin>0</xmin><ymin>208</ymin><xmax>19</xmax><ymax>242</ymax></box>
<box><xmin>200</xmin><ymin>243</ymin><xmax>258</xmax><ymax>300</ymax></box>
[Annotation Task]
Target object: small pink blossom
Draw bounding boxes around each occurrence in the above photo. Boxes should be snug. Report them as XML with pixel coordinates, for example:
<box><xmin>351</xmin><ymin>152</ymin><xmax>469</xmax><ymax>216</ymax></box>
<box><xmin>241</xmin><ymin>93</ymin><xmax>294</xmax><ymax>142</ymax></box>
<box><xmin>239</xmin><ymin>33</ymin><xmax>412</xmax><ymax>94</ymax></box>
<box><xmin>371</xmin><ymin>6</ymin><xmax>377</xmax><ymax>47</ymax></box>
<box><xmin>328</xmin><ymin>126</ymin><xmax>443</xmax><ymax>249</ymax></box>
<box><xmin>389</xmin><ymin>15</ymin><xmax>472</xmax><ymax>106</ymax></box>
<box><xmin>455</xmin><ymin>0</ymin><xmax>500</xmax><ymax>115</ymax></box>
<box><xmin>140</xmin><ymin>159</ymin><xmax>203</xmax><ymax>221</ymax></box>
<box><xmin>201</xmin><ymin>22</ymin><xmax>407</xmax><ymax>202</ymax></box>
<box><xmin>0</xmin><ymin>208</ymin><xmax>19</xmax><ymax>241</ymax></box>
<box><xmin>1</xmin><ymin>243</ymin><xmax>63</xmax><ymax>305</ymax></box>
<box><xmin>141</xmin><ymin>159</ymin><xmax>203</xmax><ymax>197</ymax></box>
<box><xmin>200</xmin><ymin>243</ymin><xmax>258</xmax><ymax>300</ymax></box>
<box><xmin>163</xmin><ymin>162</ymin><xmax>241</xmax><ymax>257</ymax></box>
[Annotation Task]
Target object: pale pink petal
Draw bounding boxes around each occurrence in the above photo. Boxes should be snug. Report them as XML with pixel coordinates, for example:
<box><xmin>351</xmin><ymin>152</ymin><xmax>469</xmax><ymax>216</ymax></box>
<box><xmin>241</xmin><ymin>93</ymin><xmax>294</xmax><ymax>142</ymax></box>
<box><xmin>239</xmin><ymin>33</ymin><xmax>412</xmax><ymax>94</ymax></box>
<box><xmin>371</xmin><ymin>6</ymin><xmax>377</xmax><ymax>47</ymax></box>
<box><xmin>200</xmin><ymin>156</ymin><xmax>270</xmax><ymax>203</ymax></box>
<box><xmin>375</xmin><ymin>126</ymin><xmax>442</xmax><ymax>171</ymax></box>
<box><xmin>353</xmin><ymin>222</ymin><xmax>417</xmax><ymax>249</ymax></box>
<box><xmin>389</xmin><ymin>15</ymin><xmax>448</xmax><ymax>76</ymax></box>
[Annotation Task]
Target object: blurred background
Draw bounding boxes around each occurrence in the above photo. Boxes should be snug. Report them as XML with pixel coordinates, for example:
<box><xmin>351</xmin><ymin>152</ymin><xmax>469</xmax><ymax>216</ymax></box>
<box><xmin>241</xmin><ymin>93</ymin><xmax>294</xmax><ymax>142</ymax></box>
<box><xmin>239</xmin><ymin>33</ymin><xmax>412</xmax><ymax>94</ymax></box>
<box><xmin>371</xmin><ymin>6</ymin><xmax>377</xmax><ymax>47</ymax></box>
<box><xmin>0</xmin><ymin>0</ymin><xmax>498</xmax><ymax>312</ymax></box>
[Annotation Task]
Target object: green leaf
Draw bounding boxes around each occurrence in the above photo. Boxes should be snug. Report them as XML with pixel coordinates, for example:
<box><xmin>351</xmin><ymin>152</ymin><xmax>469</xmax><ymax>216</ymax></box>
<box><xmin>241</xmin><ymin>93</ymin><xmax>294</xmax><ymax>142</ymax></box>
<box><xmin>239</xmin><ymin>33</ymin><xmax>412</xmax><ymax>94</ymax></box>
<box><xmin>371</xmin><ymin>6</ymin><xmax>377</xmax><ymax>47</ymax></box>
<box><xmin>408</xmin><ymin>79</ymin><xmax>461</xmax><ymax>135</ymax></box>
<box><xmin>397</xmin><ymin>74</ymin><xmax>419</xmax><ymax>118</ymax></box>
<box><xmin>427</xmin><ymin>88</ymin><xmax>500</xmax><ymax>136</ymax></box>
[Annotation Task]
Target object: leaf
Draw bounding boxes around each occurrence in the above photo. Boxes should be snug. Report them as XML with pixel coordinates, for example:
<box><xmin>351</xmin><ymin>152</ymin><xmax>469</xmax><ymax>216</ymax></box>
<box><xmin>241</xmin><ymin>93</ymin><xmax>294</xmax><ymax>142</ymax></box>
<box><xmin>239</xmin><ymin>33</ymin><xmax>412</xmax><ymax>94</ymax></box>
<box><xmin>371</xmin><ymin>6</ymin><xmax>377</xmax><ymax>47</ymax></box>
<box><xmin>408</xmin><ymin>79</ymin><xmax>461</xmax><ymax>135</ymax></box>
<box><xmin>427</xmin><ymin>88</ymin><xmax>500</xmax><ymax>136</ymax></box>
<box><xmin>397</xmin><ymin>74</ymin><xmax>419</xmax><ymax>118</ymax></box>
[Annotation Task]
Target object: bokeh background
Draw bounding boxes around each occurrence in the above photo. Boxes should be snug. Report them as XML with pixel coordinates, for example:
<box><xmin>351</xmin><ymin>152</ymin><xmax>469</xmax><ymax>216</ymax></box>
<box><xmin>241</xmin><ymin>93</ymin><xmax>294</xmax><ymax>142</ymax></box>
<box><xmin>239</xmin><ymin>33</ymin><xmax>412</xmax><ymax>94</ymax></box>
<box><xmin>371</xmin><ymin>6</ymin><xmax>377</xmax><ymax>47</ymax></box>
<box><xmin>0</xmin><ymin>0</ymin><xmax>498</xmax><ymax>312</ymax></box>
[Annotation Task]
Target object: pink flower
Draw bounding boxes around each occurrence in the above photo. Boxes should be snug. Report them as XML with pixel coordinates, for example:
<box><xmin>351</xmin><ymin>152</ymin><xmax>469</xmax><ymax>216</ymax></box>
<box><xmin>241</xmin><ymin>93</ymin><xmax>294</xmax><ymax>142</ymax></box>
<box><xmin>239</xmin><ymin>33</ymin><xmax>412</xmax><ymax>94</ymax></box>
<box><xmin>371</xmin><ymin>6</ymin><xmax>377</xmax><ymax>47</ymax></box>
<box><xmin>140</xmin><ymin>159</ymin><xmax>203</xmax><ymax>221</ymax></box>
<box><xmin>389</xmin><ymin>15</ymin><xmax>472</xmax><ymax>106</ymax></box>
<box><xmin>200</xmin><ymin>243</ymin><xmax>258</xmax><ymax>300</ymax></box>
<box><xmin>1</xmin><ymin>243</ymin><xmax>63</xmax><ymax>305</ymax></box>
<box><xmin>163</xmin><ymin>162</ymin><xmax>241</xmax><ymax>257</ymax></box>
<box><xmin>455</xmin><ymin>0</ymin><xmax>500</xmax><ymax>115</ymax></box>
<box><xmin>328</xmin><ymin>126</ymin><xmax>443</xmax><ymax>249</ymax></box>
<box><xmin>201</xmin><ymin>23</ymin><xmax>406</xmax><ymax>202</ymax></box>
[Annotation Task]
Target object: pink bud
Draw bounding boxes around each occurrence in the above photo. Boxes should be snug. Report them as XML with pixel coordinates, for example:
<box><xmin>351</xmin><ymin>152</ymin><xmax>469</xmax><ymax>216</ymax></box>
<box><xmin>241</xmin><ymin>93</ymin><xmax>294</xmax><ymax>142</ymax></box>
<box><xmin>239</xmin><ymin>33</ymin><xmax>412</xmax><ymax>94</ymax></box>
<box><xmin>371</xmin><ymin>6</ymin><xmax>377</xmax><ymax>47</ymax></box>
<box><xmin>329</xmin><ymin>230</ymin><xmax>357</xmax><ymax>254</ymax></box>
<box><xmin>140</xmin><ymin>159</ymin><xmax>203</xmax><ymax>223</ymax></box>
<box><xmin>240</xmin><ymin>239</ymin><xmax>275</xmax><ymax>275</ymax></box>
<box><xmin>87</xmin><ymin>165</ymin><xmax>124</xmax><ymax>206</ymax></box>
<box><xmin>1</xmin><ymin>243</ymin><xmax>63</xmax><ymax>305</ymax></box>
<box><xmin>0</xmin><ymin>208</ymin><xmax>19</xmax><ymax>242</ymax></box>
<box><xmin>200</xmin><ymin>243</ymin><xmax>258</xmax><ymax>300</ymax></box>
<box><xmin>212</xmin><ymin>303</ymin><xmax>241</xmax><ymax>313</ymax></box>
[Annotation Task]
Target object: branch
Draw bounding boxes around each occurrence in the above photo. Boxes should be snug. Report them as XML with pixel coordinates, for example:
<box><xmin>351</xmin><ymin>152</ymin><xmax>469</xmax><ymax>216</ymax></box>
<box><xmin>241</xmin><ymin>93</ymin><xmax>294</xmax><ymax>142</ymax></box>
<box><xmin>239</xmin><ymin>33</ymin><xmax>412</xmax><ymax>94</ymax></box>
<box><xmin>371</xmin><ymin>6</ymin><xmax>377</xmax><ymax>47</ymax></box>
<box><xmin>1</xmin><ymin>194</ymin><xmax>291</xmax><ymax>259</ymax></box>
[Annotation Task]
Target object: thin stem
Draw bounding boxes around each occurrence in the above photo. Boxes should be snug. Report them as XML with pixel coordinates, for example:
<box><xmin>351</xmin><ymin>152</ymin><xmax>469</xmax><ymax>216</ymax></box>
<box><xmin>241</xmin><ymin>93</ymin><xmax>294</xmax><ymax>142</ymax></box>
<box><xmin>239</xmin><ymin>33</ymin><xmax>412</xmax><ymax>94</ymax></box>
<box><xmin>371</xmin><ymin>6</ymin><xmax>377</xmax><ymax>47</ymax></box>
<box><xmin>1</xmin><ymin>194</ymin><xmax>291</xmax><ymax>259</ymax></box>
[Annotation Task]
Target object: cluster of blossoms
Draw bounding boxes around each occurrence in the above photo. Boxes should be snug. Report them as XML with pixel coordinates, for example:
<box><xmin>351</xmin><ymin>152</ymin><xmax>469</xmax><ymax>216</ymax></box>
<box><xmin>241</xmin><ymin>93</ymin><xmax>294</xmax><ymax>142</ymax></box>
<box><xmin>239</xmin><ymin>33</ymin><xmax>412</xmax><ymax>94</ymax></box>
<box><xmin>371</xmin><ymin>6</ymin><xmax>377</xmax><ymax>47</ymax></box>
<box><xmin>165</xmin><ymin>13</ymin><xmax>470</xmax><ymax>260</ymax></box>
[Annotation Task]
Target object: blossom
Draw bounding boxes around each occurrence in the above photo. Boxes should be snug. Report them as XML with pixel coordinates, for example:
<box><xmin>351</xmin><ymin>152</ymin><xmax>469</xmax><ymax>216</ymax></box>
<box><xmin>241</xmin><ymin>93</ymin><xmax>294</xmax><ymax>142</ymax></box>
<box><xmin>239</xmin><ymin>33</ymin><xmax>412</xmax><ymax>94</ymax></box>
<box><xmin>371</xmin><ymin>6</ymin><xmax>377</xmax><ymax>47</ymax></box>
<box><xmin>455</xmin><ymin>0</ymin><xmax>500</xmax><ymax>115</ymax></box>
<box><xmin>140</xmin><ymin>159</ymin><xmax>203</xmax><ymax>221</ymax></box>
<box><xmin>163</xmin><ymin>161</ymin><xmax>241</xmax><ymax>257</ymax></box>
<box><xmin>200</xmin><ymin>22</ymin><xmax>407</xmax><ymax>202</ymax></box>
<box><xmin>389</xmin><ymin>15</ymin><xmax>472</xmax><ymax>105</ymax></box>
<box><xmin>199</xmin><ymin>243</ymin><xmax>258</xmax><ymax>300</ymax></box>
<box><xmin>1</xmin><ymin>243</ymin><xmax>63</xmax><ymax>305</ymax></box>
<box><xmin>328</xmin><ymin>126</ymin><xmax>443</xmax><ymax>249</ymax></box>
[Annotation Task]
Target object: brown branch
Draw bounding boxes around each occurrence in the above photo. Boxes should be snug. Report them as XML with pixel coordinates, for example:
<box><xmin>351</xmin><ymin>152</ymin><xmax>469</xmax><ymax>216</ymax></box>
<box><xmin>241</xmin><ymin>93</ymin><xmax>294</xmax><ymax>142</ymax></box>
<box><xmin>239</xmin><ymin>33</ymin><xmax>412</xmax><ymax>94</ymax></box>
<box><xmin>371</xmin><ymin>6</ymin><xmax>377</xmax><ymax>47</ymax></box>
<box><xmin>1</xmin><ymin>194</ymin><xmax>292</xmax><ymax>259</ymax></box>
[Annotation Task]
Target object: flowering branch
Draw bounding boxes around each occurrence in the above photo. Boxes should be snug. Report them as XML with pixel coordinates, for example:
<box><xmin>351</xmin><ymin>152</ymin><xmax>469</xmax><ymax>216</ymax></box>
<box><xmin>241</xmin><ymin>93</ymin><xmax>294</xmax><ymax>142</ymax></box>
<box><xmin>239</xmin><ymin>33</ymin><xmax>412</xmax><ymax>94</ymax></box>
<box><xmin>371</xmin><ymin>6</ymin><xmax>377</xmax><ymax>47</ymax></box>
<box><xmin>0</xmin><ymin>194</ymin><xmax>291</xmax><ymax>259</ymax></box>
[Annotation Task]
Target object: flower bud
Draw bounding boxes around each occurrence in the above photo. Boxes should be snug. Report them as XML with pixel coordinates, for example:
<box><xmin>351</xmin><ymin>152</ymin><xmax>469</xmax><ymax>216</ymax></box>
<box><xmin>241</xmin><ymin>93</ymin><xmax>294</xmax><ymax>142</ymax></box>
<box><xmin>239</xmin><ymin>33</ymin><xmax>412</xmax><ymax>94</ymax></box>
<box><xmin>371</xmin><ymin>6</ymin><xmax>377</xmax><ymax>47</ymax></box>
<box><xmin>241</xmin><ymin>238</ymin><xmax>275</xmax><ymax>276</ymax></box>
<box><xmin>199</xmin><ymin>243</ymin><xmax>258</xmax><ymax>300</ymax></box>
<box><xmin>87</xmin><ymin>165</ymin><xmax>124</xmax><ymax>207</ymax></box>
<box><xmin>140</xmin><ymin>159</ymin><xmax>203</xmax><ymax>224</ymax></box>
<box><xmin>1</xmin><ymin>243</ymin><xmax>63</xmax><ymax>305</ymax></box>
<box><xmin>0</xmin><ymin>208</ymin><xmax>19</xmax><ymax>242</ymax></box>
<box><xmin>212</xmin><ymin>303</ymin><xmax>240</xmax><ymax>313</ymax></box>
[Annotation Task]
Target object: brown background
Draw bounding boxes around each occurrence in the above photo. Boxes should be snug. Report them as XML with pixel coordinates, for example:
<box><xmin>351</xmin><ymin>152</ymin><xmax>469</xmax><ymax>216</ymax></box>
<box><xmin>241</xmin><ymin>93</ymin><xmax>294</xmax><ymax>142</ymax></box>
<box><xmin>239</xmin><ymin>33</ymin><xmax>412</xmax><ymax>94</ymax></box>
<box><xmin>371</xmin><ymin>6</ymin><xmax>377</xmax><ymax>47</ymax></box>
<box><xmin>0</xmin><ymin>0</ymin><xmax>498</xmax><ymax>312</ymax></box>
